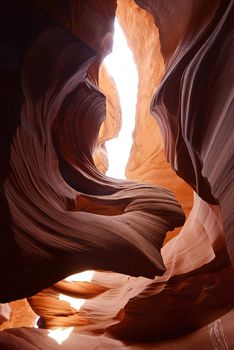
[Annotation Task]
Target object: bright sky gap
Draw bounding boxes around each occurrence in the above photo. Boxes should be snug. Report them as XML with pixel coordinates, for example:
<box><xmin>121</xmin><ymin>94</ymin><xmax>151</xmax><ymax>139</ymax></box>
<box><xmin>104</xmin><ymin>19</ymin><xmax>138</xmax><ymax>179</ymax></box>
<box><xmin>46</xmin><ymin>271</ymin><xmax>94</xmax><ymax>344</ymax></box>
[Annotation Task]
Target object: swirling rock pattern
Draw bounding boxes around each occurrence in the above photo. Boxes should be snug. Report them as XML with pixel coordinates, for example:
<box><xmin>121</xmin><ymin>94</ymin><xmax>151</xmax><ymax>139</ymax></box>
<box><xmin>0</xmin><ymin>309</ymin><xmax>234</xmax><ymax>349</ymax></box>
<box><xmin>0</xmin><ymin>1</ymin><xmax>184</xmax><ymax>302</ymax></box>
<box><xmin>108</xmin><ymin>0</ymin><xmax>234</xmax><ymax>342</ymax></box>
<box><xmin>136</xmin><ymin>0</ymin><xmax>234</xmax><ymax>265</ymax></box>
<box><xmin>0</xmin><ymin>0</ymin><xmax>233</xmax><ymax>348</ymax></box>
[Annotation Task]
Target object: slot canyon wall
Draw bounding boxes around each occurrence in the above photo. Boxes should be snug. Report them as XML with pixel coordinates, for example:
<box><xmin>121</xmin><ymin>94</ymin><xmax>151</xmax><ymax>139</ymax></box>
<box><xmin>117</xmin><ymin>0</ymin><xmax>194</xmax><ymax>241</ymax></box>
<box><xmin>0</xmin><ymin>0</ymin><xmax>233</xmax><ymax>349</ymax></box>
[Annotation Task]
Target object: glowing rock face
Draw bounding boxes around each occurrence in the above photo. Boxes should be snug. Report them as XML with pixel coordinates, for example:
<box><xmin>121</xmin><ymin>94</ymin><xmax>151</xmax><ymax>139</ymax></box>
<box><xmin>0</xmin><ymin>0</ymin><xmax>234</xmax><ymax>348</ymax></box>
<box><xmin>0</xmin><ymin>1</ymin><xmax>185</xmax><ymax>302</ymax></box>
<box><xmin>135</xmin><ymin>0</ymin><xmax>234</xmax><ymax>266</ymax></box>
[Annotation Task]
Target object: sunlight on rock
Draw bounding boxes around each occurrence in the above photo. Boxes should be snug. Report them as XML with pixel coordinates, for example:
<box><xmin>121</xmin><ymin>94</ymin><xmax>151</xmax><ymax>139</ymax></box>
<box><xmin>58</xmin><ymin>271</ymin><xmax>95</xmax><ymax>313</ymax></box>
<box><xmin>48</xmin><ymin>271</ymin><xmax>94</xmax><ymax>343</ymax></box>
<box><xmin>64</xmin><ymin>270</ymin><xmax>94</xmax><ymax>282</ymax></box>
<box><xmin>48</xmin><ymin>327</ymin><xmax>74</xmax><ymax>345</ymax></box>
<box><xmin>104</xmin><ymin>19</ymin><xmax>138</xmax><ymax>179</ymax></box>
<box><xmin>59</xmin><ymin>294</ymin><xmax>85</xmax><ymax>311</ymax></box>
<box><xmin>34</xmin><ymin>316</ymin><xmax>39</xmax><ymax>328</ymax></box>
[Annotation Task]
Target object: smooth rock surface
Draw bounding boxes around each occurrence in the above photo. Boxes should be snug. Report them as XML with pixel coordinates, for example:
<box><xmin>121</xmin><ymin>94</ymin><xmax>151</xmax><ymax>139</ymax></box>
<box><xmin>0</xmin><ymin>0</ymin><xmax>233</xmax><ymax>347</ymax></box>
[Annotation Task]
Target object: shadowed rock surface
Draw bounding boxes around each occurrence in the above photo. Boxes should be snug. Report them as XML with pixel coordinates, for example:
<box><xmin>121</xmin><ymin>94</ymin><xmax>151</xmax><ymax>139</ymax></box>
<box><xmin>0</xmin><ymin>0</ymin><xmax>233</xmax><ymax>348</ymax></box>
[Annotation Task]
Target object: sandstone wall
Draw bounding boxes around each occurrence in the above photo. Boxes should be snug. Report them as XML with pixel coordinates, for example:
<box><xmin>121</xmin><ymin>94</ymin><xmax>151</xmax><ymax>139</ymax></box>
<box><xmin>0</xmin><ymin>0</ymin><xmax>233</xmax><ymax>347</ymax></box>
<box><xmin>117</xmin><ymin>0</ymin><xmax>193</xmax><ymax>241</ymax></box>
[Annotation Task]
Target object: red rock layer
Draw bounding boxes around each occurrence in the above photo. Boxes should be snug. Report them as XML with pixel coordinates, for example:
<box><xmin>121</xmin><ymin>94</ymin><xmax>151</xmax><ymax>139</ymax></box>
<box><xmin>0</xmin><ymin>1</ymin><xmax>184</xmax><ymax>303</ymax></box>
<box><xmin>0</xmin><ymin>0</ymin><xmax>233</xmax><ymax>347</ymax></box>
<box><xmin>23</xmin><ymin>183</ymin><xmax>234</xmax><ymax>341</ymax></box>
<box><xmin>105</xmin><ymin>0</ymin><xmax>234</xmax><ymax>342</ymax></box>
<box><xmin>0</xmin><ymin>300</ymin><xmax>35</xmax><ymax>332</ymax></box>
<box><xmin>117</xmin><ymin>0</ymin><xmax>193</xmax><ymax>241</ymax></box>
<box><xmin>0</xmin><ymin>309</ymin><xmax>234</xmax><ymax>349</ymax></box>
<box><xmin>136</xmin><ymin>0</ymin><xmax>234</xmax><ymax>265</ymax></box>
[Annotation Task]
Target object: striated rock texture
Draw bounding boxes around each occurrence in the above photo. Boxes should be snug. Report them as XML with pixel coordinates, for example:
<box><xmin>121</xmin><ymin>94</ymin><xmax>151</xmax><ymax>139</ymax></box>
<box><xmin>0</xmin><ymin>300</ymin><xmax>35</xmax><ymax>332</ymax></box>
<box><xmin>135</xmin><ymin>0</ymin><xmax>234</xmax><ymax>265</ymax></box>
<box><xmin>0</xmin><ymin>0</ymin><xmax>184</xmax><ymax>303</ymax></box>
<box><xmin>117</xmin><ymin>0</ymin><xmax>193</xmax><ymax>241</ymax></box>
<box><xmin>109</xmin><ymin>0</ymin><xmax>234</xmax><ymax>343</ymax></box>
<box><xmin>0</xmin><ymin>309</ymin><xmax>234</xmax><ymax>349</ymax></box>
<box><xmin>0</xmin><ymin>0</ymin><xmax>234</xmax><ymax>348</ymax></box>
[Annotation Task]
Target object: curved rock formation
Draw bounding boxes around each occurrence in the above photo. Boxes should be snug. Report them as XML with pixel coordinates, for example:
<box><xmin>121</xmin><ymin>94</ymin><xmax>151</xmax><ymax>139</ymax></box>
<box><xmin>136</xmin><ymin>0</ymin><xmax>234</xmax><ymax>265</ymax></box>
<box><xmin>0</xmin><ymin>0</ymin><xmax>184</xmax><ymax>303</ymax></box>
<box><xmin>117</xmin><ymin>0</ymin><xmax>193</xmax><ymax>241</ymax></box>
<box><xmin>0</xmin><ymin>0</ymin><xmax>233</xmax><ymax>348</ymax></box>
<box><xmin>1</xmin><ymin>309</ymin><xmax>234</xmax><ymax>349</ymax></box>
<box><xmin>109</xmin><ymin>0</ymin><xmax>234</xmax><ymax>342</ymax></box>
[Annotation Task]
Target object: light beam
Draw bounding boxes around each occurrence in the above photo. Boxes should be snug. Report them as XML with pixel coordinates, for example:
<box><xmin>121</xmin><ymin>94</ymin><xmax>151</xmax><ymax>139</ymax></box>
<box><xmin>104</xmin><ymin>19</ymin><xmax>138</xmax><ymax>179</ymax></box>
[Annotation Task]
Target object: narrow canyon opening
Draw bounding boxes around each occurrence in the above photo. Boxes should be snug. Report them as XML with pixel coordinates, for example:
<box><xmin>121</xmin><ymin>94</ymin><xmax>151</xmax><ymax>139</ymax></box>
<box><xmin>1</xmin><ymin>0</ymin><xmax>233</xmax><ymax>348</ymax></box>
<box><xmin>104</xmin><ymin>19</ymin><xmax>138</xmax><ymax>179</ymax></box>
